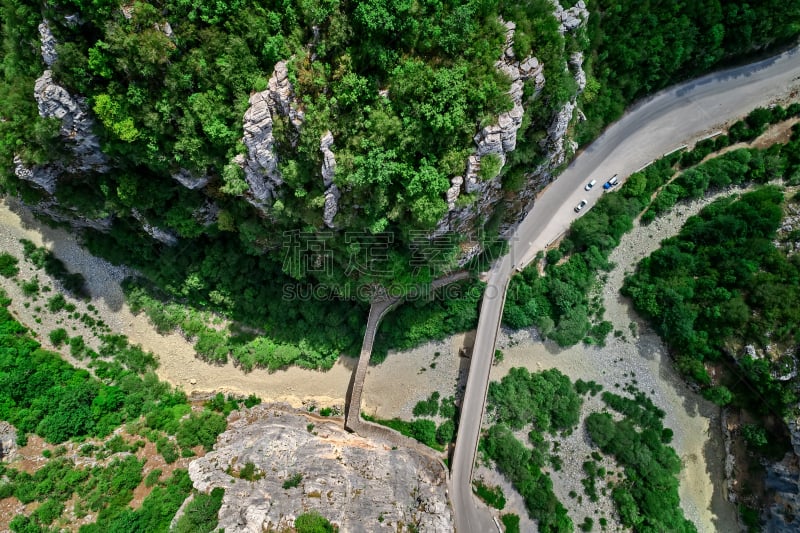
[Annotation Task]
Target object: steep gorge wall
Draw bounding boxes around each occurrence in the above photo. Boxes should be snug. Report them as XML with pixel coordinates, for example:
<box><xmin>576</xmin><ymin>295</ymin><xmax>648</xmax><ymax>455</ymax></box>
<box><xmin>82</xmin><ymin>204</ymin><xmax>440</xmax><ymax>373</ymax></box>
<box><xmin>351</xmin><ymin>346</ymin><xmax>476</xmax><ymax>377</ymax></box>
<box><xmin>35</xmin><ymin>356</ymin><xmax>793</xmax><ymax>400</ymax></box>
<box><xmin>435</xmin><ymin>1</ymin><xmax>588</xmax><ymax>249</ymax></box>
<box><xmin>13</xmin><ymin>4</ymin><xmax>588</xmax><ymax>265</ymax></box>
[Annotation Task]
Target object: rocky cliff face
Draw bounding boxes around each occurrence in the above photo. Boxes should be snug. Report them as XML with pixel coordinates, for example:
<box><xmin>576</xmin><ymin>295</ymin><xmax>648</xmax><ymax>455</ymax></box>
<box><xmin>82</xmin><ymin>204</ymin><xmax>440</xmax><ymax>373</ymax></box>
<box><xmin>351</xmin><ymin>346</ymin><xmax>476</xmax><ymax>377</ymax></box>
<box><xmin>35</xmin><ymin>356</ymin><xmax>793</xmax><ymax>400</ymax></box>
<box><xmin>764</xmin><ymin>449</ymin><xmax>800</xmax><ymax>532</ymax></box>
<box><xmin>433</xmin><ymin>19</ymin><xmax>545</xmax><ymax>242</ymax></box>
<box><xmin>0</xmin><ymin>422</ymin><xmax>17</xmax><ymax>463</ymax></box>
<box><xmin>188</xmin><ymin>405</ymin><xmax>451</xmax><ymax>532</ymax></box>
<box><xmin>14</xmin><ymin>54</ymin><xmax>116</xmax><ymax>231</ymax></box>
<box><xmin>320</xmin><ymin>130</ymin><xmax>340</xmax><ymax>228</ymax></box>
<box><xmin>434</xmin><ymin>5</ymin><xmax>588</xmax><ymax>249</ymax></box>
<box><xmin>33</xmin><ymin>70</ymin><xmax>108</xmax><ymax>175</ymax></box>
<box><xmin>19</xmin><ymin>11</ymin><xmax>587</xmax><ymax>260</ymax></box>
<box><xmin>14</xmin><ymin>58</ymin><xmax>109</xmax><ymax>195</ymax></box>
<box><xmin>236</xmin><ymin>60</ymin><xmax>305</xmax><ymax>211</ymax></box>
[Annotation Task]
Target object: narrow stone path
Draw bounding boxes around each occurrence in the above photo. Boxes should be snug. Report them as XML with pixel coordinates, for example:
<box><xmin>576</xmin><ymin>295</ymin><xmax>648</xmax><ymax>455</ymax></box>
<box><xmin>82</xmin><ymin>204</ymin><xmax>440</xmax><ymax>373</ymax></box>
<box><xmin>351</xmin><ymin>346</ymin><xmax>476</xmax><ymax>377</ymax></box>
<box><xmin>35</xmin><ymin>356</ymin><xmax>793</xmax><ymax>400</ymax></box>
<box><xmin>344</xmin><ymin>272</ymin><xmax>470</xmax><ymax>457</ymax></box>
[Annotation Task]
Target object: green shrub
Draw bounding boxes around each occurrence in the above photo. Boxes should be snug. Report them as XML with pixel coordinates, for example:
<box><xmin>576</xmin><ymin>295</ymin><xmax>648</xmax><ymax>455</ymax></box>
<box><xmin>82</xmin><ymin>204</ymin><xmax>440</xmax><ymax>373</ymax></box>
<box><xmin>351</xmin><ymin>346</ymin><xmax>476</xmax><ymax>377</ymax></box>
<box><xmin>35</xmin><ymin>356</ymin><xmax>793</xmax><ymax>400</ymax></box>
<box><xmin>46</xmin><ymin>293</ymin><xmax>67</xmax><ymax>313</ymax></box>
<box><xmin>473</xmin><ymin>480</ymin><xmax>506</xmax><ymax>510</ymax></box>
<box><xmin>176</xmin><ymin>410</ymin><xmax>227</xmax><ymax>451</ymax></box>
<box><xmin>412</xmin><ymin>391</ymin><xmax>440</xmax><ymax>417</ymax></box>
<box><xmin>703</xmin><ymin>385</ymin><xmax>733</xmax><ymax>406</ymax></box>
<box><xmin>294</xmin><ymin>511</ymin><xmax>335</xmax><ymax>532</ymax></box>
<box><xmin>21</xmin><ymin>277</ymin><xmax>39</xmax><ymax>297</ymax></box>
<box><xmin>174</xmin><ymin>487</ymin><xmax>224</xmax><ymax>533</ymax></box>
<box><xmin>69</xmin><ymin>335</ymin><xmax>86</xmax><ymax>358</ymax></box>
<box><xmin>479</xmin><ymin>153</ymin><xmax>503</xmax><ymax>180</ymax></box>
<box><xmin>741</xmin><ymin>424</ymin><xmax>768</xmax><ymax>449</ymax></box>
<box><xmin>157</xmin><ymin>438</ymin><xmax>179</xmax><ymax>464</ymax></box>
<box><xmin>144</xmin><ymin>469</ymin><xmax>162</xmax><ymax>487</ymax></box>
<box><xmin>49</xmin><ymin>328</ymin><xmax>68</xmax><ymax>347</ymax></box>
<box><xmin>282</xmin><ymin>472</ymin><xmax>303</xmax><ymax>489</ymax></box>
<box><xmin>501</xmin><ymin>514</ymin><xmax>521</xmax><ymax>533</ymax></box>
<box><xmin>237</xmin><ymin>462</ymin><xmax>263</xmax><ymax>481</ymax></box>
<box><xmin>438</xmin><ymin>396</ymin><xmax>456</xmax><ymax>419</ymax></box>
<box><xmin>436</xmin><ymin>420</ymin><xmax>455</xmax><ymax>445</ymax></box>
<box><xmin>243</xmin><ymin>394</ymin><xmax>261</xmax><ymax>408</ymax></box>
<box><xmin>33</xmin><ymin>498</ymin><xmax>64</xmax><ymax>525</ymax></box>
<box><xmin>0</xmin><ymin>252</ymin><xmax>19</xmax><ymax>278</ymax></box>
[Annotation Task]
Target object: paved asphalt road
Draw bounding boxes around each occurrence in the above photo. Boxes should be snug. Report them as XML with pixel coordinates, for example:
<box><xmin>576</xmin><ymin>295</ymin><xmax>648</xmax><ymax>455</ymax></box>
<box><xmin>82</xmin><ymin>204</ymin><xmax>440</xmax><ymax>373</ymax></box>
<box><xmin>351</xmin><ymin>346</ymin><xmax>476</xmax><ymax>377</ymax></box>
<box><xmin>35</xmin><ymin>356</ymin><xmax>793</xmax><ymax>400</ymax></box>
<box><xmin>451</xmin><ymin>45</ymin><xmax>800</xmax><ymax>533</ymax></box>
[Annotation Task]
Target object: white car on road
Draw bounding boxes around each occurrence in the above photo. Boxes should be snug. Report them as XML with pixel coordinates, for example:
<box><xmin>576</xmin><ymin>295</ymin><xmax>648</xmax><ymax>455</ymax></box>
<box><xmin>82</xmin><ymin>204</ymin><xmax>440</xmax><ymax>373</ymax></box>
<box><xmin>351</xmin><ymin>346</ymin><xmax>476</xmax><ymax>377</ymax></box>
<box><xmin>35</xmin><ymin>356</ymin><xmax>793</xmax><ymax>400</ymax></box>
<box><xmin>574</xmin><ymin>199</ymin><xmax>588</xmax><ymax>213</ymax></box>
<box><xmin>584</xmin><ymin>179</ymin><xmax>597</xmax><ymax>191</ymax></box>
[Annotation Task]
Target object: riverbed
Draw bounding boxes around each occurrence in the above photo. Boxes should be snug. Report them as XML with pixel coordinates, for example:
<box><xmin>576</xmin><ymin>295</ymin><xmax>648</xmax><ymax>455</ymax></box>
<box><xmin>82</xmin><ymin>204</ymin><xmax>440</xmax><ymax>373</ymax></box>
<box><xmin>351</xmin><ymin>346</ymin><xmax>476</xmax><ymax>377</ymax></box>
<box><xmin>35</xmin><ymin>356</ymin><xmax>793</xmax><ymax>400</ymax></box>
<box><xmin>0</xmin><ymin>191</ymin><xmax>740</xmax><ymax>531</ymax></box>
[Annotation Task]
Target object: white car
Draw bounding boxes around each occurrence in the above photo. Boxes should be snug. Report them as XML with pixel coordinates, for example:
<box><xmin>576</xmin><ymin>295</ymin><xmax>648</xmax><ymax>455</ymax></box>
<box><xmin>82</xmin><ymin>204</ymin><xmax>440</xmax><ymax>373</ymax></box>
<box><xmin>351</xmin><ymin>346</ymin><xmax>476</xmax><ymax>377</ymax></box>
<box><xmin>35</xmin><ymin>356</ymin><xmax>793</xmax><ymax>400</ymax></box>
<box><xmin>584</xmin><ymin>179</ymin><xmax>597</xmax><ymax>191</ymax></box>
<box><xmin>574</xmin><ymin>199</ymin><xmax>588</xmax><ymax>213</ymax></box>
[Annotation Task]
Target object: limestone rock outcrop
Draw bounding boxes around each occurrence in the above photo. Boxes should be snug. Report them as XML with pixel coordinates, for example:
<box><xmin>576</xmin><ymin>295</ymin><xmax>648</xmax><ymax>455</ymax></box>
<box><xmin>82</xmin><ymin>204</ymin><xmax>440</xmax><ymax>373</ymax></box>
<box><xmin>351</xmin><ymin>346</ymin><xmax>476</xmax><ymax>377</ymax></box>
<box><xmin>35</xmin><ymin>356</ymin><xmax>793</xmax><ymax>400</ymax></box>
<box><xmin>14</xmin><ymin>156</ymin><xmax>58</xmax><ymax>195</ymax></box>
<box><xmin>0</xmin><ymin>422</ymin><xmax>17</xmax><ymax>463</ymax></box>
<box><xmin>320</xmin><ymin>131</ymin><xmax>336</xmax><ymax>188</ymax></box>
<box><xmin>172</xmin><ymin>169</ymin><xmax>210</xmax><ymax>190</ymax></box>
<box><xmin>188</xmin><ymin>405</ymin><xmax>452</xmax><ymax>533</ymax></box>
<box><xmin>17</xmin><ymin>63</ymin><xmax>108</xmax><ymax>195</ymax></box>
<box><xmin>320</xmin><ymin>131</ymin><xmax>340</xmax><ymax>228</ymax></box>
<box><xmin>545</xmin><ymin>100</ymin><xmax>576</xmax><ymax>168</ymax></box>
<box><xmin>323</xmin><ymin>185</ymin><xmax>340</xmax><ymax>229</ymax></box>
<box><xmin>269</xmin><ymin>61</ymin><xmax>305</xmax><ymax>132</ymax></box>
<box><xmin>38</xmin><ymin>21</ymin><xmax>58</xmax><ymax>67</ymax></box>
<box><xmin>131</xmin><ymin>209</ymin><xmax>179</xmax><ymax>246</ymax></box>
<box><xmin>236</xmin><ymin>90</ymin><xmax>282</xmax><ymax>204</ymax></box>
<box><xmin>28</xmin><ymin>199</ymin><xmax>114</xmax><ymax>232</ymax></box>
<box><xmin>553</xmin><ymin>0</ymin><xmax>589</xmax><ymax>33</ymax></box>
<box><xmin>33</xmin><ymin>70</ymin><xmax>108</xmax><ymax>174</ymax></box>
<box><xmin>570</xmin><ymin>51</ymin><xmax>586</xmax><ymax>92</ymax></box>
<box><xmin>237</xmin><ymin>61</ymin><xmax>305</xmax><ymax>208</ymax></box>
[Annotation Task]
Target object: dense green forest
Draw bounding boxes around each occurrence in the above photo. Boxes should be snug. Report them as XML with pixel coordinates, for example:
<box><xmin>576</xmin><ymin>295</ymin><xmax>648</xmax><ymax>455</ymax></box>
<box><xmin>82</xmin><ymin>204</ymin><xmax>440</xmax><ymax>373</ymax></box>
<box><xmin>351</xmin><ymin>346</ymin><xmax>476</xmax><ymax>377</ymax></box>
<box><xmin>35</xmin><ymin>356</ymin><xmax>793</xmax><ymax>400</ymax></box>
<box><xmin>0</xmin><ymin>0</ymin><xmax>575</xmax><ymax>289</ymax></box>
<box><xmin>623</xmin><ymin>185</ymin><xmax>800</xmax><ymax>416</ymax></box>
<box><xmin>1</xmin><ymin>0</ymin><xmax>798</xmax><ymax>368</ymax></box>
<box><xmin>0</xmin><ymin>280</ymin><xmax>243</xmax><ymax>531</ymax></box>
<box><xmin>0</xmin><ymin>0</ymin><xmax>579</xmax><ymax>368</ymax></box>
<box><xmin>578</xmin><ymin>0</ymin><xmax>800</xmax><ymax>142</ymax></box>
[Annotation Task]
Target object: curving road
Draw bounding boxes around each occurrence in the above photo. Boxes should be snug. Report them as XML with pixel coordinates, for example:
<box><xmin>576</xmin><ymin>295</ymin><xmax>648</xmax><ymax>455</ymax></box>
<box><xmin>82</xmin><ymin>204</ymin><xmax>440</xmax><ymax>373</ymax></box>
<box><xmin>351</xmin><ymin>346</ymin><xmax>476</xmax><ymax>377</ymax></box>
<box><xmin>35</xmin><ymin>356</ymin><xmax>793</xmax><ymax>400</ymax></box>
<box><xmin>451</xmin><ymin>45</ymin><xmax>800</xmax><ymax>532</ymax></box>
